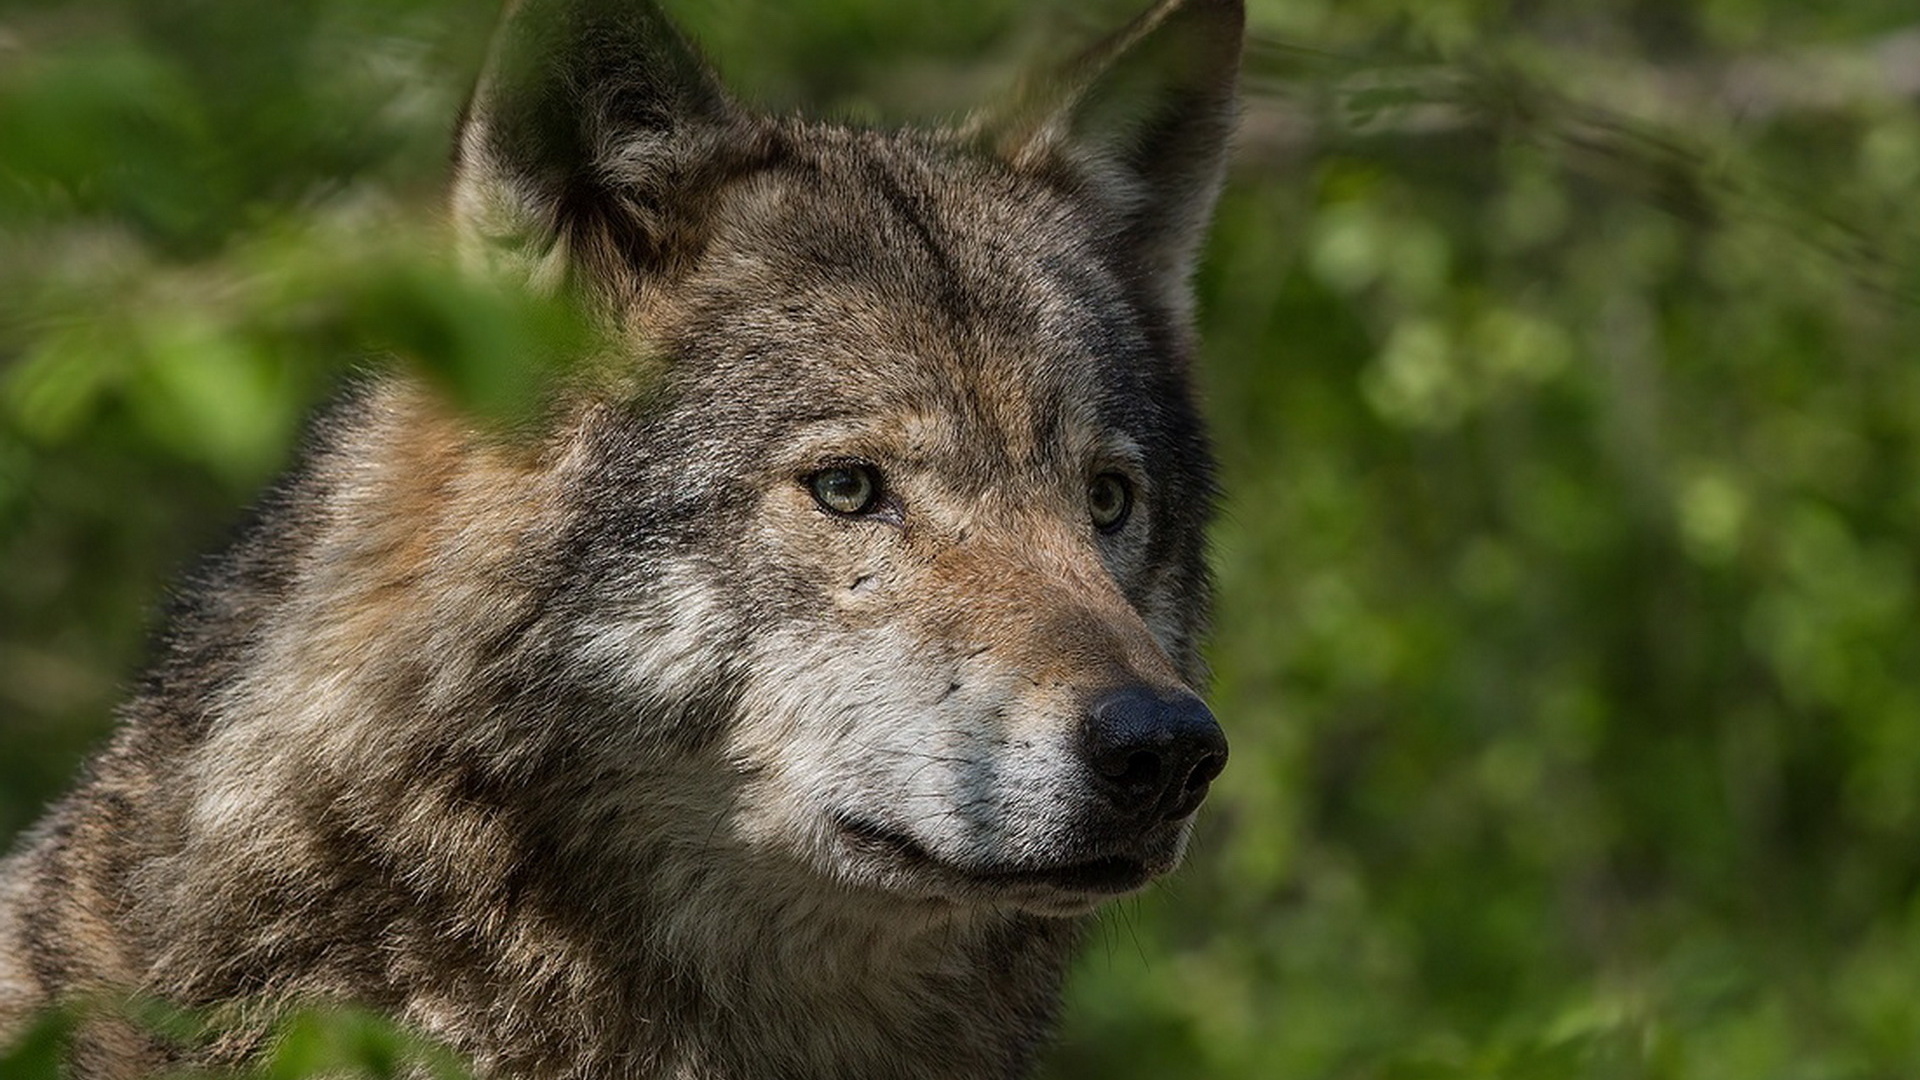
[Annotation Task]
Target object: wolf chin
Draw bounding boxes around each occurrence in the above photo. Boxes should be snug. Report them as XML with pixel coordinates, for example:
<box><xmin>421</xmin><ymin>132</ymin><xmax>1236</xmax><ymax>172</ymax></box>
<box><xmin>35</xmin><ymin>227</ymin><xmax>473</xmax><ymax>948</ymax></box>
<box><xmin>0</xmin><ymin>0</ymin><xmax>1241</xmax><ymax>1075</ymax></box>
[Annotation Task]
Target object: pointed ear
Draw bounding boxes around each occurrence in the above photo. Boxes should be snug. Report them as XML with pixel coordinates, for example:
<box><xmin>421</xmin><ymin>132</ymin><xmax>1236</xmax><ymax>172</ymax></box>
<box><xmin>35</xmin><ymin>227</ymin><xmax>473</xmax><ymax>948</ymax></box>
<box><xmin>976</xmin><ymin>0</ymin><xmax>1243</xmax><ymax>314</ymax></box>
<box><xmin>452</xmin><ymin>0</ymin><xmax>755</xmax><ymax>294</ymax></box>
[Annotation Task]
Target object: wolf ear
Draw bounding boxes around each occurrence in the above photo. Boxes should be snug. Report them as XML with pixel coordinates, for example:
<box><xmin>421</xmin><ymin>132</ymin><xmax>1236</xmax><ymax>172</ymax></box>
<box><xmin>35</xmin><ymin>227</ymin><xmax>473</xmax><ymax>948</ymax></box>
<box><xmin>452</xmin><ymin>0</ymin><xmax>749</xmax><ymax>294</ymax></box>
<box><xmin>977</xmin><ymin>0</ymin><xmax>1243</xmax><ymax>314</ymax></box>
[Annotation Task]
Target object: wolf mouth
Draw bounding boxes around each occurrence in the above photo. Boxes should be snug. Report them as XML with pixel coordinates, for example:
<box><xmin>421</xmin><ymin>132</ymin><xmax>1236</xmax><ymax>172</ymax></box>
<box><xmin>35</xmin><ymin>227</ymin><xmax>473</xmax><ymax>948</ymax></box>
<box><xmin>832</xmin><ymin>814</ymin><xmax>1154</xmax><ymax>896</ymax></box>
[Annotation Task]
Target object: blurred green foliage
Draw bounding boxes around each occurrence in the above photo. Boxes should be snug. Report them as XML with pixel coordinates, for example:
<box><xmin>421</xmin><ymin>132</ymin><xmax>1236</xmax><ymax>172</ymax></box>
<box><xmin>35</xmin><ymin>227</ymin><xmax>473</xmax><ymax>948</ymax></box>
<box><xmin>0</xmin><ymin>998</ymin><xmax>472</xmax><ymax>1079</ymax></box>
<box><xmin>4</xmin><ymin>0</ymin><xmax>1920</xmax><ymax>1076</ymax></box>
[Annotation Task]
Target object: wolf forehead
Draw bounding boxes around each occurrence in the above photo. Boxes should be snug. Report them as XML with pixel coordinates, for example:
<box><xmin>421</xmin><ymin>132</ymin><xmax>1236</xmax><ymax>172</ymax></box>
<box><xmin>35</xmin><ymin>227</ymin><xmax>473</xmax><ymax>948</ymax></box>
<box><xmin>619</xmin><ymin>131</ymin><xmax>1200</xmax><ymax>475</ymax></box>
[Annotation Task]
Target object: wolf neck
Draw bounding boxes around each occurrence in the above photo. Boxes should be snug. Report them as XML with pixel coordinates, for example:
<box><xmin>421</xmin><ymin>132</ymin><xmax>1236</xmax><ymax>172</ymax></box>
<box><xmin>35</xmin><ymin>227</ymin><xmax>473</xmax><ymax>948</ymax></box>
<box><xmin>432</xmin><ymin>786</ymin><xmax>1081</xmax><ymax>1079</ymax></box>
<box><xmin>568</xmin><ymin>860</ymin><xmax>1081</xmax><ymax>1080</ymax></box>
<box><xmin>381</xmin><ymin>800</ymin><xmax>1081</xmax><ymax>1078</ymax></box>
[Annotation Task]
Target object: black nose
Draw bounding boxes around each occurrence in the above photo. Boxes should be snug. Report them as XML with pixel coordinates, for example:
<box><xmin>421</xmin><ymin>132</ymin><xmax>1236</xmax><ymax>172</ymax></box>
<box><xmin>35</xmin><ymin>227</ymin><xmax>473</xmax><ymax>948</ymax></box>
<box><xmin>1082</xmin><ymin>687</ymin><xmax>1228</xmax><ymax>821</ymax></box>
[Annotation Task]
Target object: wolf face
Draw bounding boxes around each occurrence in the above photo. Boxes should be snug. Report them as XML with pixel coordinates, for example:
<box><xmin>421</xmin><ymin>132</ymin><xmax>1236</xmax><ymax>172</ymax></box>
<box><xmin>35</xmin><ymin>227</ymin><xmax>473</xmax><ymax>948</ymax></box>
<box><xmin>450</xmin><ymin>0</ymin><xmax>1239</xmax><ymax>919</ymax></box>
<box><xmin>656</xmin><ymin>150</ymin><xmax>1223</xmax><ymax>918</ymax></box>
<box><xmin>0</xmin><ymin>0</ymin><xmax>1241</xmax><ymax>1074</ymax></box>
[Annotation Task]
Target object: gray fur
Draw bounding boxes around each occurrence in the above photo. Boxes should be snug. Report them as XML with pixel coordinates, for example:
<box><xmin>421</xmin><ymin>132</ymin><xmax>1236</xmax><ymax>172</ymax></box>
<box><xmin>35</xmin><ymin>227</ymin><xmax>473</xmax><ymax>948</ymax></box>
<box><xmin>0</xmin><ymin>0</ymin><xmax>1243</xmax><ymax>1076</ymax></box>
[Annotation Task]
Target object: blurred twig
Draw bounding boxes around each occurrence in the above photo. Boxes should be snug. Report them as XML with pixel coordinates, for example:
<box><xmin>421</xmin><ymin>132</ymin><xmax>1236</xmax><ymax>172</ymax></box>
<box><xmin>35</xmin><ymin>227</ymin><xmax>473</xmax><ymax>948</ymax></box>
<box><xmin>1239</xmin><ymin>28</ymin><xmax>1920</xmax><ymax>303</ymax></box>
<box><xmin>1241</xmin><ymin>25</ymin><xmax>1920</xmax><ymax>156</ymax></box>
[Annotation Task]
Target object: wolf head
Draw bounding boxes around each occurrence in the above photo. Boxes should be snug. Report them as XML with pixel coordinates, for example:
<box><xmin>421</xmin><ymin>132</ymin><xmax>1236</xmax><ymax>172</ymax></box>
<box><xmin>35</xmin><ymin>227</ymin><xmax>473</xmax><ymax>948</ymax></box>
<box><xmin>446</xmin><ymin>0</ymin><xmax>1241</xmax><ymax>919</ymax></box>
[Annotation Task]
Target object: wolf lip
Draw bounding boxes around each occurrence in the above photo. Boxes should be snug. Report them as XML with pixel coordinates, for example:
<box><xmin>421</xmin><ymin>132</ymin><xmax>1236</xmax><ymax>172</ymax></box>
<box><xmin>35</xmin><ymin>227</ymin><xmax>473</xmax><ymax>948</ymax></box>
<box><xmin>833</xmin><ymin>815</ymin><xmax>1152</xmax><ymax>896</ymax></box>
<box><xmin>979</xmin><ymin>855</ymin><xmax>1153</xmax><ymax>894</ymax></box>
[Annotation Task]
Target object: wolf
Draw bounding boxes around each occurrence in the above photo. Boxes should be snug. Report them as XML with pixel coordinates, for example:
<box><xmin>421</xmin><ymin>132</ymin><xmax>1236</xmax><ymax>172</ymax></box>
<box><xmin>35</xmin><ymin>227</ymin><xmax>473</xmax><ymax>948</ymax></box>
<box><xmin>0</xmin><ymin>0</ymin><xmax>1241</xmax><ymax>1075</ymax></box>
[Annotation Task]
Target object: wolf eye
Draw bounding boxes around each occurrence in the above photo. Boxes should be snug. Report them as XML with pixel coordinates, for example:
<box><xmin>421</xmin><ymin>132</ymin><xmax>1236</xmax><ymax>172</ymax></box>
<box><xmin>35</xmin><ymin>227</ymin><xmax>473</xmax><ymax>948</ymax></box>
<box><xmin>1089</xmin><ymin>473</ymin><xmax>1133</xmax><ymax>532</ymax></box>
<box><xmin>809</xmin><ymin>465</ymin><xmax>882</xmax><ymax>516</ymax></box>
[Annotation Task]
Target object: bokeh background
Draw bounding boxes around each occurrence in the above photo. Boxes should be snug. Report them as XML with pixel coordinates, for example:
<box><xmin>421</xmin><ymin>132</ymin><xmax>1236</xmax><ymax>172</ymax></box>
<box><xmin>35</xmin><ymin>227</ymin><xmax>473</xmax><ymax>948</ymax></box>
<box><xmin>5</xmin><ymin>0</ymin><xmax>1920</xmax><ymax>1076</ymax></box>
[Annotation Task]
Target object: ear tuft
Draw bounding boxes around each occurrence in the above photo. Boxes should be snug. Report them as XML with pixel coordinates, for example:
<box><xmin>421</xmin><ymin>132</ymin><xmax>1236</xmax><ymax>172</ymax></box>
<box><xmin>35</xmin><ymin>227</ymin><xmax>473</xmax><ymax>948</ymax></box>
<box><xmin>973</xmin><ymin>0</ymin><xmax>1244</xmax><ymax>317</ymax></box>
<box><xmin>452</xmin><ymin>0</ymin><xmax>753</xmax><ymax>295</ymax></box>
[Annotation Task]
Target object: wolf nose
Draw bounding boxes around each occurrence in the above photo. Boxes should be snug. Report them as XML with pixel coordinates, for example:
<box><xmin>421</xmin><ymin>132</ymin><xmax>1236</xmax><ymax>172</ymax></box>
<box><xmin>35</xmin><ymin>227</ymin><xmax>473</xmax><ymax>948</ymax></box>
<box><xmin>1083</xmin><ymin>688</ymin><xmax>1228</xmax><ymax>821</ymax></box>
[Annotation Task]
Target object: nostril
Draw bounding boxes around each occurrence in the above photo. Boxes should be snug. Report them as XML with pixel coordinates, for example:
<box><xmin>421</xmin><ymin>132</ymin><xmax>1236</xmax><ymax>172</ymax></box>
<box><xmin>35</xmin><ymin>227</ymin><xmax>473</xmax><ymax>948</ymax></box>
<box><xmin>1158</xmin><ymin>751</ymin><xmax>1227</xmax><ymax>821</ymax></box>
<box><xmin>1114</xmin><ymin>750</ymin><xmax>1162</xmax><ymax>789</ymax></box>
<box><xmin>1186</xmin><ymin>751</ymin><xmax>1226</xmax><ymax>792</ymax></box>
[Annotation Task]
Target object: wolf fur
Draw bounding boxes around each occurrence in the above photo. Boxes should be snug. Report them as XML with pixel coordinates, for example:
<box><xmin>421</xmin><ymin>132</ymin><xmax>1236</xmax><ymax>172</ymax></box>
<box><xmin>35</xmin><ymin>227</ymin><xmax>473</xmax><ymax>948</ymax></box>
<box><xmin>0</xmin><ymin>0</ymin><xmax>1242</xmax><ymax>1075</ymax></box>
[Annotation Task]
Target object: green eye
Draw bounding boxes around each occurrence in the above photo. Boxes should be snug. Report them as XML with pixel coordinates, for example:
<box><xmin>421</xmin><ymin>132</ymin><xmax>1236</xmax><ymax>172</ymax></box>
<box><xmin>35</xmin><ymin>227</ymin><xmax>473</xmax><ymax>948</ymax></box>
<box><xmin>1090</xmin><ymin>472</ymin><xmax>1133</xmax><ymax>531</ymax></box>
<box><xmin>809</xmin><ymin>464</ymin><xmax>882</xmax><ymax>516</ymax></box>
